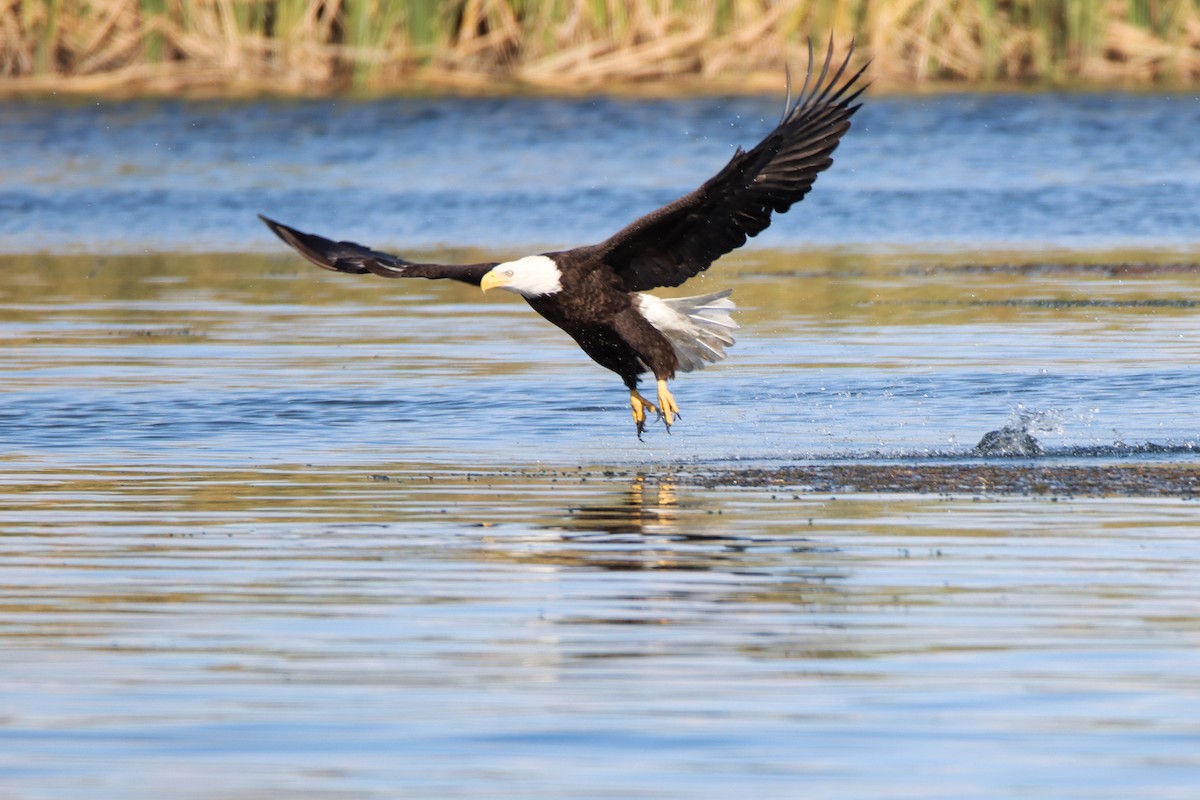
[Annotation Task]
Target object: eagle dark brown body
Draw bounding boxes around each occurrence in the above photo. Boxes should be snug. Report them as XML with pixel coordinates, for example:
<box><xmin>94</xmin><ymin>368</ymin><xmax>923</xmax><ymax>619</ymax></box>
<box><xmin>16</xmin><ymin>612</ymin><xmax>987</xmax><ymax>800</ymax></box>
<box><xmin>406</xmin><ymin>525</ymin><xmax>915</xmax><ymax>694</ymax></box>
<box><xmin>261</xmin><ymin>40</ymin><xmax>867</xmax><ymax>438</ymax></box>
<box><xmin>525</xmin><ymin>255</ymin><xmax>675</xmax><ymax>394</ymax></box>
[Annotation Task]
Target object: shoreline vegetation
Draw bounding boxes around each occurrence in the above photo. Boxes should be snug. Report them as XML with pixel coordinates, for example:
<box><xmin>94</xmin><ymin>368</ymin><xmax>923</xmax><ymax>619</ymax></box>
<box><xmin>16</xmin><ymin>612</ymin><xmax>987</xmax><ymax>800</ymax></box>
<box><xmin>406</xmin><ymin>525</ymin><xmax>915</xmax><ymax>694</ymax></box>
<box><xmin>2</xmin><ymin>0</ymin><xmax>1200</xmax><ymax>97</ymax></box>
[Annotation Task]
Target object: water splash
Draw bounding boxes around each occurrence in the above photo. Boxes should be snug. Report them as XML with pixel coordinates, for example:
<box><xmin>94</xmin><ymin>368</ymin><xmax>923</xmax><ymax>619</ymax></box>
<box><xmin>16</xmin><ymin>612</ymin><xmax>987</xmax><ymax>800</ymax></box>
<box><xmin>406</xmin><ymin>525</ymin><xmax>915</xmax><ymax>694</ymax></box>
<box><xmin>1009</xmin><ymin>403</ymin><xmax>1066</xmax><ymax>436</ymax></box>
<box><xmin>973</xmin><ymin>403</ymin><xmax>1064</xmax><ymax>457</ymax></box>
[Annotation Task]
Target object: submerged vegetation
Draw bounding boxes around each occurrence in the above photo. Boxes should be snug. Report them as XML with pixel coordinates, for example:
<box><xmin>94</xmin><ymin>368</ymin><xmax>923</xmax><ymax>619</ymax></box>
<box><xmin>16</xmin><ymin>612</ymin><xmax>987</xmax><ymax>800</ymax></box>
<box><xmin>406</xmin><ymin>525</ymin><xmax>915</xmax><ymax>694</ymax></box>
<box><xmin>2</xmin><ymin>0</ymin><xmax>1200</xmax><ymax>95</ymax></box>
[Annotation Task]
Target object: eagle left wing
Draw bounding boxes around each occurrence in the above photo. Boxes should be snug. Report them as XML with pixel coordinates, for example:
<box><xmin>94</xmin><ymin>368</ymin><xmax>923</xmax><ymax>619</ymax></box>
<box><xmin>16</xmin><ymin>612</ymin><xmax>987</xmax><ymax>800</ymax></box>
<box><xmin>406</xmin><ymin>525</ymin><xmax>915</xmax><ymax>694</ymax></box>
<box><xmin>592</xmin><ymin>39</ymin><xmax>867</xmax><ymax>292</ymax></box>
<box><xmin>259</xmin><ymin>215</ymin><xmax>497</xmax><ymax>285</ymax></box>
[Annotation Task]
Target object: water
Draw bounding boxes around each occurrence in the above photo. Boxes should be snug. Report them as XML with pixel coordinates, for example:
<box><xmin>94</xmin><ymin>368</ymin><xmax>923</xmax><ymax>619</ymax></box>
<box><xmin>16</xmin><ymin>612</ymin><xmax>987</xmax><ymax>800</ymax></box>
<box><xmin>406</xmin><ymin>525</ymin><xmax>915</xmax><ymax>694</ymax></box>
<box><xmin>2</xmin><ymin>463</ymin><xmax>1199</xmax><ymax>798</ymax></box>
<box><xmin>2</xmin><ymin>252</ymin><xmax>1197</xmax><ymax>463</ymax></box>
<box><xmin>2</xmin><ymin>91</ymin><xmax>1200</xmax><ymax>798</ymax></box>
<box><xmin>3</xmin><ymin>92</ymin><xmax>1200</xmax><ymax>253</ymax></box>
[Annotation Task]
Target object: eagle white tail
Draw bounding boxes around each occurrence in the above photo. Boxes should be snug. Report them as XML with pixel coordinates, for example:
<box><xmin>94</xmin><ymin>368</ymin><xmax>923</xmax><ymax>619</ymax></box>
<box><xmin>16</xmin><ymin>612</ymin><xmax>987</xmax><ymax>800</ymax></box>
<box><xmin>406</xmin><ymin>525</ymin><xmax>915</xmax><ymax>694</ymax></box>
<box><xmin>634</xmin><ymin>290</ymin><xmax>738</xmax><ymax>373</ymax></box>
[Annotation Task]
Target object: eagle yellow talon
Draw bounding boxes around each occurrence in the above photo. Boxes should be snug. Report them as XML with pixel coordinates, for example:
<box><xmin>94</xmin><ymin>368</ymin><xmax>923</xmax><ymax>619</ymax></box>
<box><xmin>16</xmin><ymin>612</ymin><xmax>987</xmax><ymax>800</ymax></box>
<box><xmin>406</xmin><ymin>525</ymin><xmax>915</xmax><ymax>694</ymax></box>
<box><xmin>656</xmin><ymin>379</ymin><xmax>680</xmax><ymax>431</ymax></box>
<box><xmin>630</xmin><ymin>390</ymin><xmax>660</xmax><ymax>439</ymax></box>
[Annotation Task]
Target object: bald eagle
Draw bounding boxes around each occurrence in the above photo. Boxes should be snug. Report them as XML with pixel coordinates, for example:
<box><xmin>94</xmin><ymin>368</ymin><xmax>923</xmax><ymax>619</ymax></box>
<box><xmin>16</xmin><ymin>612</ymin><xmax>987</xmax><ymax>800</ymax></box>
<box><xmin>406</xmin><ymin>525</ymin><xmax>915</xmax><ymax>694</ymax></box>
<box><xmin>261</xmin><ymin>41</ymin><xmax>866</xmax><ymax>438</ymax></box>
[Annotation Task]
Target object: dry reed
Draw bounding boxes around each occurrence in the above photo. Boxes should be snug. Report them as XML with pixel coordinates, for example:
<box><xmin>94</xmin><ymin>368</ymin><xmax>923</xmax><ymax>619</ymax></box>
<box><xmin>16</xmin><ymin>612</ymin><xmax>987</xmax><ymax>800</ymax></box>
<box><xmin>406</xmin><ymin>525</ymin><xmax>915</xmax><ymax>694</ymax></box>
<box><xmin>2</xmin><ymin>0</ymin><xmax>1199</xmax><ymax>96</ymax></box>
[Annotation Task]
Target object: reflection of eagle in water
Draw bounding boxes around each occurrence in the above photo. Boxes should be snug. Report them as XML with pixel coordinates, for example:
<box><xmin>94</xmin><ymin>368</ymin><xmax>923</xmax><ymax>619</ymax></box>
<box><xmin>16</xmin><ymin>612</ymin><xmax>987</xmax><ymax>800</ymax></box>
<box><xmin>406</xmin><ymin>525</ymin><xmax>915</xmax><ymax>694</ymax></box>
<box><xmin>261</xmin><ymin>41</ymin><xmax>866</xmax><ymax>438</ymax></box>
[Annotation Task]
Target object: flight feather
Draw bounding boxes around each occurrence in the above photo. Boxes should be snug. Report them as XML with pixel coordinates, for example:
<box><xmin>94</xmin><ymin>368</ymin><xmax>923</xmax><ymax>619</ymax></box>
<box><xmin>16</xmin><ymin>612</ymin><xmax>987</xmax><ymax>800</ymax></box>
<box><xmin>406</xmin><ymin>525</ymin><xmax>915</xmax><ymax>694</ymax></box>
<box><xmin>592</xmin><ymin>38</ymin><xmax>867</xmax><ymax>292</ymax></box>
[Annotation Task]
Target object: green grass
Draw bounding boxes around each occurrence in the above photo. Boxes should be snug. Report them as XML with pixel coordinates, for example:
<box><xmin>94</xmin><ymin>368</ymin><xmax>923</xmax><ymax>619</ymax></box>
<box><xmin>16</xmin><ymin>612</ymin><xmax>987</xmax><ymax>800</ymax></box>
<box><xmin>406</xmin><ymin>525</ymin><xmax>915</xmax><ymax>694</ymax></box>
<box><xmin>4</xmin><ymin>0</ymin><xmax>1199</xmax><ymax>91</ymax></box>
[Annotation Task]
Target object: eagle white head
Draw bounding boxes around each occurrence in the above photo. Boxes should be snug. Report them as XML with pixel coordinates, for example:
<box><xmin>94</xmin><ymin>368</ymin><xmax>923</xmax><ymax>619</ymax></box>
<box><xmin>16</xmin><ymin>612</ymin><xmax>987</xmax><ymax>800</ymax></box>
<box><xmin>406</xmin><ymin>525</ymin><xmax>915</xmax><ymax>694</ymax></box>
<box><xmin>480</xmin><ymin>255</ymin><xmax>562</xmax><ymax>298</ymax></box>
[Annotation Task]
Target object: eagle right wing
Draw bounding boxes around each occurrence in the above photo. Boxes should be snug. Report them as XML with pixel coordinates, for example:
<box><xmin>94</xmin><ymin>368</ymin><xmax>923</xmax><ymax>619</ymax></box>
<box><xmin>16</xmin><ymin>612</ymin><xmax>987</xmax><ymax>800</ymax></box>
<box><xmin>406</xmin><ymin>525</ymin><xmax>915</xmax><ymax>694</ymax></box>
<box><xmin>592</xmin><ymin>39</ymin><xmax>867</xmax><ymax>292</ymax></box>
<box><xmin>259</xmin><ymin>215</ymin><xmax>497</xmax><ymax>285</ymax></box>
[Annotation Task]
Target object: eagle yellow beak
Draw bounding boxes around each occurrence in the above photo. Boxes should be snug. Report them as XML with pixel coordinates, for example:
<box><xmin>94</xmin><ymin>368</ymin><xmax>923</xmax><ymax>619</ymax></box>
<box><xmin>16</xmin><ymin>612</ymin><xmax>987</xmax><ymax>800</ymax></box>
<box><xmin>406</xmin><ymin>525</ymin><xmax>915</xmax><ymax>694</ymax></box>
<box><xmin>480</xmin><ymin>270</ymin><xmax>509</xmax><ymax>293</ymax></box>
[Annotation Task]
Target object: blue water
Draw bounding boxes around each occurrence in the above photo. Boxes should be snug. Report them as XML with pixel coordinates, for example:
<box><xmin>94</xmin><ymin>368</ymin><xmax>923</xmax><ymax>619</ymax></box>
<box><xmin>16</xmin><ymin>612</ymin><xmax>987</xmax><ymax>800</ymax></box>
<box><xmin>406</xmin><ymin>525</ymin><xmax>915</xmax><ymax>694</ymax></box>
<box><xmin>1</xmin><ymin>251</ymin><xmax>1197</xmax><ymax>465</ymax></box>
<box><xmin>2</xmin><ymin>91</ymin><xmax>1200</xmax><ymax>800</ymax></box>
<box><xmin>3</xmin><ymin>92</ymin><xmax>1200</xmax><ymax>254</ymax></box>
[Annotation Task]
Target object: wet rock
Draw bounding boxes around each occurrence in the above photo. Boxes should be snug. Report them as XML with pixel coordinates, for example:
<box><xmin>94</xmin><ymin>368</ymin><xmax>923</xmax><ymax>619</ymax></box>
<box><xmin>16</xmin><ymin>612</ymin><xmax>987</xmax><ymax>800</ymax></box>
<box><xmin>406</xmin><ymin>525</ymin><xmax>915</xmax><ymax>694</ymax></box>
<box><xmin>974</xmin><ymin>426</ymin><xmax>1043</xmax><ymax>457</ymax></box>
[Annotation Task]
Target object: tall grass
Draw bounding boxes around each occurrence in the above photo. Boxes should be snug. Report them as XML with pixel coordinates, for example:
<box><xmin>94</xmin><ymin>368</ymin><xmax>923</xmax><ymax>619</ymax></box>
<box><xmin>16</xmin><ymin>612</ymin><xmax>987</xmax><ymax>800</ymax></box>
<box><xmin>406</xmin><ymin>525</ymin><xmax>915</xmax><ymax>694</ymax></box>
<box><xmin>2</xmin><ymin>0</ymin><xmax>1199</xmax><ymax>95</ymax></box>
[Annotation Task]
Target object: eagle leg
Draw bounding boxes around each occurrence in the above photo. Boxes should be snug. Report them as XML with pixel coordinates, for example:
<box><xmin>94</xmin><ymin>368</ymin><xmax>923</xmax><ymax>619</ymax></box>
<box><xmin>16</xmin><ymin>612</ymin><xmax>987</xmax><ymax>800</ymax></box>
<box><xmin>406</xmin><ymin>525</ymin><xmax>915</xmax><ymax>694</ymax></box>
<box><xmin>656</xmin><ymin>379</ymin><xmax>680</xmax><ymax>432</ymax></box>
<box><xmin>630</xmin><ymin>390</ymin><xmax>660</xmax><ymax>440</ymax></box>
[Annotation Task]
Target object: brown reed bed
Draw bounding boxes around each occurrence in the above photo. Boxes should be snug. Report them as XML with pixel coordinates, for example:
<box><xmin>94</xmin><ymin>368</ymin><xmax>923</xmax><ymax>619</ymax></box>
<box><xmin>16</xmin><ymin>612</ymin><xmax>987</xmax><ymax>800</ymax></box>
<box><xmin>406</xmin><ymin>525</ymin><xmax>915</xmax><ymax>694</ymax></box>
<box><xmin>3</xmin><ymin>0</ymin><xmax>1200</xmax><ymax>97</ymax></box>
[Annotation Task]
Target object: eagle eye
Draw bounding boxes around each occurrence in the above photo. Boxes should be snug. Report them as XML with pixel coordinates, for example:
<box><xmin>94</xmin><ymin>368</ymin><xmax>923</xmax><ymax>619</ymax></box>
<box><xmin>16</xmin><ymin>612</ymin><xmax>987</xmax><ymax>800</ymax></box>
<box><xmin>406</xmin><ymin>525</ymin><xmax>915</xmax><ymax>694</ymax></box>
<box><xmin>503</xmin><ymin>269</ymin><xmax>514</xmax><ymax>277</ymax></box>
